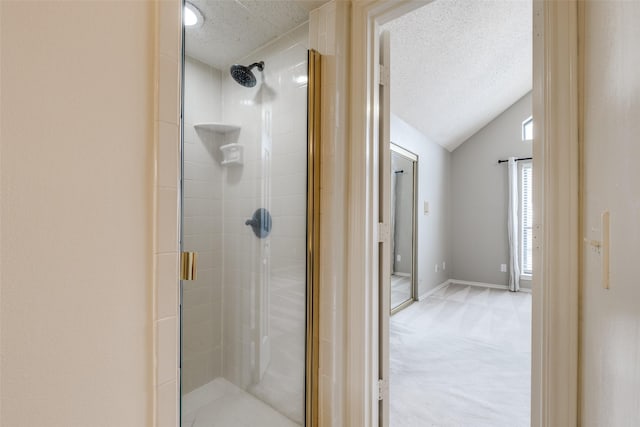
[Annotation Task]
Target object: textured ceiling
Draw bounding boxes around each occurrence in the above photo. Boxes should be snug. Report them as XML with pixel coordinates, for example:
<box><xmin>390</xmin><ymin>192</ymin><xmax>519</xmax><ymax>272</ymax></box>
<box><xmin>384</xmin><ymin>0</ymin><xmax>532</xmax><ymax>151</ymax></box>
<box><xmin>185</xmin><ymin>0</ymin><xmax>328</xmax><ymax>69</ymax></box>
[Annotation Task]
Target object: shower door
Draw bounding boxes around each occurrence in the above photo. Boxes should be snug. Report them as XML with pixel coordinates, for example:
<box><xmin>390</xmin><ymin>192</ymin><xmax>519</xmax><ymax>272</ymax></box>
<box><xmin>179</xmin><ymin>12</ymin><xmax>319</xmax><ymax>425</ymax></box>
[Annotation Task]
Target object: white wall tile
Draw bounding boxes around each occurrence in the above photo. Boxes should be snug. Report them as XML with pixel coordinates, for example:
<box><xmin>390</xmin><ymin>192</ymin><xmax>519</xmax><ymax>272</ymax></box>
<box><xmin>181</xmin><ymin>54</ymin><xmax>226</xmax><ymax>395</ymax></box>
<box><xmin>156</xmin><ymin>253</ymin><xmax>179</xmax><ymax>319</ymax></box>
<box><xmin>182</xmin><ymin>306</ymin><xmax>215</xmax><ymax>354</ymax></box>
<box><xmin>184</xmin><ymin>57</ymin><xmax>222</xmax><ymax>125</ymax></box>
<box><xmin>158</xmin><ymin>0</ymin><xmax>181</xmax><ymax>59</ymax></box>
<box><xmin>157</xmin><ymin>379</ymin><xmax>178</xmax><ymax>427</ymax></box>
<box><xmin>309</xmin><ymin>10</ymin><xmax>319</xmax><ymax>49</ymax></box>
<box><xmin>182</xmin><ymin>350</ymin><xmax>215</xmax><ymax>392</ymax></box>
<box><xmin>158</xmin><ymin>121</ymin><xmax>179</xmax><ymax>189</ymax></box>
<box><xmin>159</xmin><ymin>55</ymin><xmax>180</xmax><ymax>124</ymax></box>
<box><xmin>157</xmin><ymin>317</ymin><xmax>178</xmax><ymax>385</ymax></box>
<box><xmin>156</xmin><ymin>188</ymin><xmax>179</xmax><ymax>253</ymax></box>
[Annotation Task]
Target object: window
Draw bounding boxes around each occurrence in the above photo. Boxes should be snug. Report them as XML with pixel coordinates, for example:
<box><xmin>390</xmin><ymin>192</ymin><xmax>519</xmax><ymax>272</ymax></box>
<box><xmin>522</xmin><ymin>116</ymin><xmax>533</xmax><ymax>141</ymax></box>
<box><xmin>521</xmin><ymin>162</ymin><xmax>533</xmax><ymax>276</ymax></box>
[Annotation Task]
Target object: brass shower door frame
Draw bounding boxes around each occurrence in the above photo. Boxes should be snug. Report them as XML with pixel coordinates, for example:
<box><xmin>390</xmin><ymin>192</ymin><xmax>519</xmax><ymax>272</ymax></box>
<box><xmin>306</xmin><ymin>49</ymin><xmax>321</xmax><ymax>427</ymax></box>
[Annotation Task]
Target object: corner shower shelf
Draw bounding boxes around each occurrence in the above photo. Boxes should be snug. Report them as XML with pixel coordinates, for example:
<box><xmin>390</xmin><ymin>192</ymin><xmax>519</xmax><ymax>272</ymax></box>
<box><xmin>193</xmin><ymin>122</ymin><xmax>241</xmax><ymax>133</ymax></box>
<box><xmin>220</xmin><ymin>143</ymin><xmax>244</xmax><ymax>165</ymax></box>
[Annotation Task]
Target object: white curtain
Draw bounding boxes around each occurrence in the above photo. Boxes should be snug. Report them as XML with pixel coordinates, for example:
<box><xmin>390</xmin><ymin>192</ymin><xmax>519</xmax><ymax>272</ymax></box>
<box><xmin>507</xmin><ymin>157</ymin><xmax>521</xmax><ymax>292</ymax></box>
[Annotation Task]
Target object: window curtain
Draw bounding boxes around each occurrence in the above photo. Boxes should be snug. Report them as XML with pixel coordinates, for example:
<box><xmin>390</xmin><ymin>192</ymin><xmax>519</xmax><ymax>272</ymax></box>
<box><xmin>507</xmin><ymin>157</ymin><xmax>521</xmax><ymax>292</ymax></box>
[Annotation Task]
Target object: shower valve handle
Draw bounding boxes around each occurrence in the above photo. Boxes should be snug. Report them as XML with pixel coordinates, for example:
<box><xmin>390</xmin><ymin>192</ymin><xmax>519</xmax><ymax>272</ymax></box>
<box><xmin>245</xmin><ymin>208</ymin><xmax>272</xmax><ymax>239</ymax></box>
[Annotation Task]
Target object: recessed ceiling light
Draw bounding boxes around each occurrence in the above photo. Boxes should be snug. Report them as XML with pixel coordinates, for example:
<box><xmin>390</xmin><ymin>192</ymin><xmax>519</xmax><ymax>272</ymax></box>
<box><xmin>184</xmin><ymin>3</ymin><xmax>203</xmax><ymax>28</ymax></box>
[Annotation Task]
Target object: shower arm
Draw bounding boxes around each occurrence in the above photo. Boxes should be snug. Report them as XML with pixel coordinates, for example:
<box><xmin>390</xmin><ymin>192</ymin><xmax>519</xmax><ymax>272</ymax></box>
<box><xmin>248</xmin><ymin>62</ymin><xmax>264</xmax><ymax>72</ymax></box>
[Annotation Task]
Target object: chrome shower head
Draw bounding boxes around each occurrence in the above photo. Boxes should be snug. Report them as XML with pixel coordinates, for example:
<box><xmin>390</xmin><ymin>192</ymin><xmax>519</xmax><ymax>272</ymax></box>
<box><xmin>230</xmin><ymin>61</ymin><xmax>264</xmax><ymax>88</ymax></box>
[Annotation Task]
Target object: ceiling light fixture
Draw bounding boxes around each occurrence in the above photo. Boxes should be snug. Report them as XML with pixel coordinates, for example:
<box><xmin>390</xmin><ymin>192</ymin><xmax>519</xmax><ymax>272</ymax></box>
<box><xmin>184</xmin><ymin>3</ymin><xmax>203</xmax><ymax>28</ymax></box>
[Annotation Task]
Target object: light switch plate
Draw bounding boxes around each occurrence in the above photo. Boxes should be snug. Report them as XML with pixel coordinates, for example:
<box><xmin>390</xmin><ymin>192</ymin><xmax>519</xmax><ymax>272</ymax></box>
<box><xmin>602</xmin><ymin>211</ymin><xmax>610</xmax><ymax>289</ymax></box>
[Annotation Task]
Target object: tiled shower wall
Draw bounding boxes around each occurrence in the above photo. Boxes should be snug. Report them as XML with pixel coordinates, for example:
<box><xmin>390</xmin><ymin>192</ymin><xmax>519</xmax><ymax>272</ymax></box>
<box><xmin>181</xmin><ymin>23</ymin><xmax>309</xmax><ymax>423</ymax></box>
<box><xmin>181</xmin><ymin>57</ymin><xmax>224</xmax><ymax>393</ymax></box>
<box><xmin>220</xmin><ymin>23</ymin><xmax>309</xmax><ymax>424</ymax></box>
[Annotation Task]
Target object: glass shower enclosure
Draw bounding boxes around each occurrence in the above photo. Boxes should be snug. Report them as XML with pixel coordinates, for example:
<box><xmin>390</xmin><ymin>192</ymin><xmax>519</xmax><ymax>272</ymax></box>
<box><xmin>179</xmin><ymin>1</ymin><xmax>318</xmax><ymax>425</ymax></box>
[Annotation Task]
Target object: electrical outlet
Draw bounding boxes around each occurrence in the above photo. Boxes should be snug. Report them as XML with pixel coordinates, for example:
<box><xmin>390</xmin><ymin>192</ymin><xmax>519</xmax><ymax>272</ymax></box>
<box><xmin>500</xmin><ymin>264</ymin><xmax>507</xmax><ymax>272</ymax></box>
<box><xmin>442</xmin><ymin>261</ymin><xmax>446</xmax><ymax>270</ymax></box>
<box><xmin>424</xmin><ymin>201</ymin><xmax>429</xmax><ymax>215</ymax></box>
<box><xmin>435</xmin><ymin>264</ymin><xmax>439</xmax><ymax>273</ymax></box>
<box><xmin>396</xmin><ymin>254</ymin><xmax>401</xmax><ymax>262</ymax></box>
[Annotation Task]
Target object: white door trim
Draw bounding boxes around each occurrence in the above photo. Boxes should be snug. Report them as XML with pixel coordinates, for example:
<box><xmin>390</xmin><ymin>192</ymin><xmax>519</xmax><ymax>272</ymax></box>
<box><xmin>531</xmin><ymin>1</ymin><xmax>580</xmax><ymax>425</ymax></box>
<box><xmin>347</xmin><ymin>0</ymin><xmax>580</xmax><ymax>425</ymax></box>
<box><xmin>347</xmin><ymin>3</ymin><xmax>422</xmax><ymax>425</ymax></box>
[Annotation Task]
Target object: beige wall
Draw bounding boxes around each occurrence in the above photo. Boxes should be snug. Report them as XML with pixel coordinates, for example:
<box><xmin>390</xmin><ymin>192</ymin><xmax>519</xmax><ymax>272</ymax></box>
<box><xmin>581</xmin><ymin>1</ymin><xmax>640</xmax><ymax>424</ymax></box>
<box><xmin>1</xmin><ymin>2</ymin><xmax>155</xmax><ymax>425</ymax></box>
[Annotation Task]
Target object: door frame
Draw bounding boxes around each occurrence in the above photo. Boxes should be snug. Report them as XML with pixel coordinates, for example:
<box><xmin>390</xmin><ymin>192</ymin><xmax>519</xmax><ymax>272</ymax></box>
<box><xmin>347</xmin><ymin>0</ymin><xmax>580</xmax><ymax>425</ymax></box>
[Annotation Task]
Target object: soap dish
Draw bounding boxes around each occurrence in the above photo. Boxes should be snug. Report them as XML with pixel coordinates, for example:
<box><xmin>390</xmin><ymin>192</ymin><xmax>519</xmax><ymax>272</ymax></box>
<box><xmin>220</xmin><ymin>143</ymin><xmax>244</xmax><ymax>165</ymax></box>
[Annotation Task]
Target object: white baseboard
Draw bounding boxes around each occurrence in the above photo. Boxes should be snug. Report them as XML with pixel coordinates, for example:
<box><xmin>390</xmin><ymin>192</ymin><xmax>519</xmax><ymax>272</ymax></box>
<box><xmin>418</xmin><ymin>279</ymin><xmax>451</xmax><ymax>301</ymax></box>
<box><xmin>450</xmin><ymin>279</ymin><xmax>532</xmax><ymax>293</ymax></box>
<box><xmin>417</xmin><ymin>279</ymin><xmax>532</xmax><ymax>301</ymax></box>
<box><xmin>450</xmin><ymin>279</ymin><xmax>509</xmax><ymax>291</ymax></box>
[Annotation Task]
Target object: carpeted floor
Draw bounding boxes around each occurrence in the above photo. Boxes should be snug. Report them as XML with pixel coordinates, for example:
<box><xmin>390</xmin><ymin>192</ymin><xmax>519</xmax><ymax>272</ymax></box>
<box><xmin>390</xmin><ymin>282</ymin><xmax>531</xmax><ymax>427</ymax></box>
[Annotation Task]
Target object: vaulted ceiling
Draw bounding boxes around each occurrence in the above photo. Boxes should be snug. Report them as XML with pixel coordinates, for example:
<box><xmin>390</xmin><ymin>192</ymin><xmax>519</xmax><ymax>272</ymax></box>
<box><xmin>384</xmin><ymin>0</ymin><xmax>532</xmax><ymax>151</ymax></box>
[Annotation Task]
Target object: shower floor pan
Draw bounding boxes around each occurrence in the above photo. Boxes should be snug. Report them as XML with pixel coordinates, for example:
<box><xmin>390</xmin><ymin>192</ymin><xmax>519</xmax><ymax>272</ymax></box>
<box><xmin>181</xmin><ymin>377</ymin><xmax>299</xmax><ymax>427</ymax></box>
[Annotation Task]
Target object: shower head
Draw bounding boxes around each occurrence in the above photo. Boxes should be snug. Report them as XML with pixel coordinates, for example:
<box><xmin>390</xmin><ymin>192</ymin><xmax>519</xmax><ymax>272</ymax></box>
<box><xmin>230</xmin><ymin>61</ymin><xmax>264</xmax><ymax>88</ymax></box>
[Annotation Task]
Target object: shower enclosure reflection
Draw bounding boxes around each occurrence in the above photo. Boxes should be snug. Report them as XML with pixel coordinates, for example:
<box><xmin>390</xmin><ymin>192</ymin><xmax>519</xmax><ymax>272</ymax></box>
<box><xmin>390</xmin><ymin>143</ymin><xmax>417</xmax><ymax>313</ymax></box>
<box><xmin>180</xmin><ymin>1</ymin><xmax>317</xmax><ymax>425</ymax></box>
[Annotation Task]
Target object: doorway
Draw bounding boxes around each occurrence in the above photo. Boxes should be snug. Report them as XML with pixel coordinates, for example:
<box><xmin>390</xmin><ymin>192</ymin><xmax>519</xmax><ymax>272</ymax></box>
<box><xmin>346</xmin><ymin>0</ymin><xmax>580</xmax><ymax>425</ymax></box>
<box><xmin>382</xmin><ymin>2</ymin><xmax>533</xmax><ymax>424</ymax></box>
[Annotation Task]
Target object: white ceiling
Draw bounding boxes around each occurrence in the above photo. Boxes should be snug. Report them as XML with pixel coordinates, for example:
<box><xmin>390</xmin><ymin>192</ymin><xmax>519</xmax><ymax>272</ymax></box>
<box><xmin>384</xmin><ymin>0</ymin><xmax>532</xmax><ymax>152</ymax></box>
<box><xmin>185</xmin><ymin>0</ymin><xmax>328</xmax><ymax>70</ymax></box>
